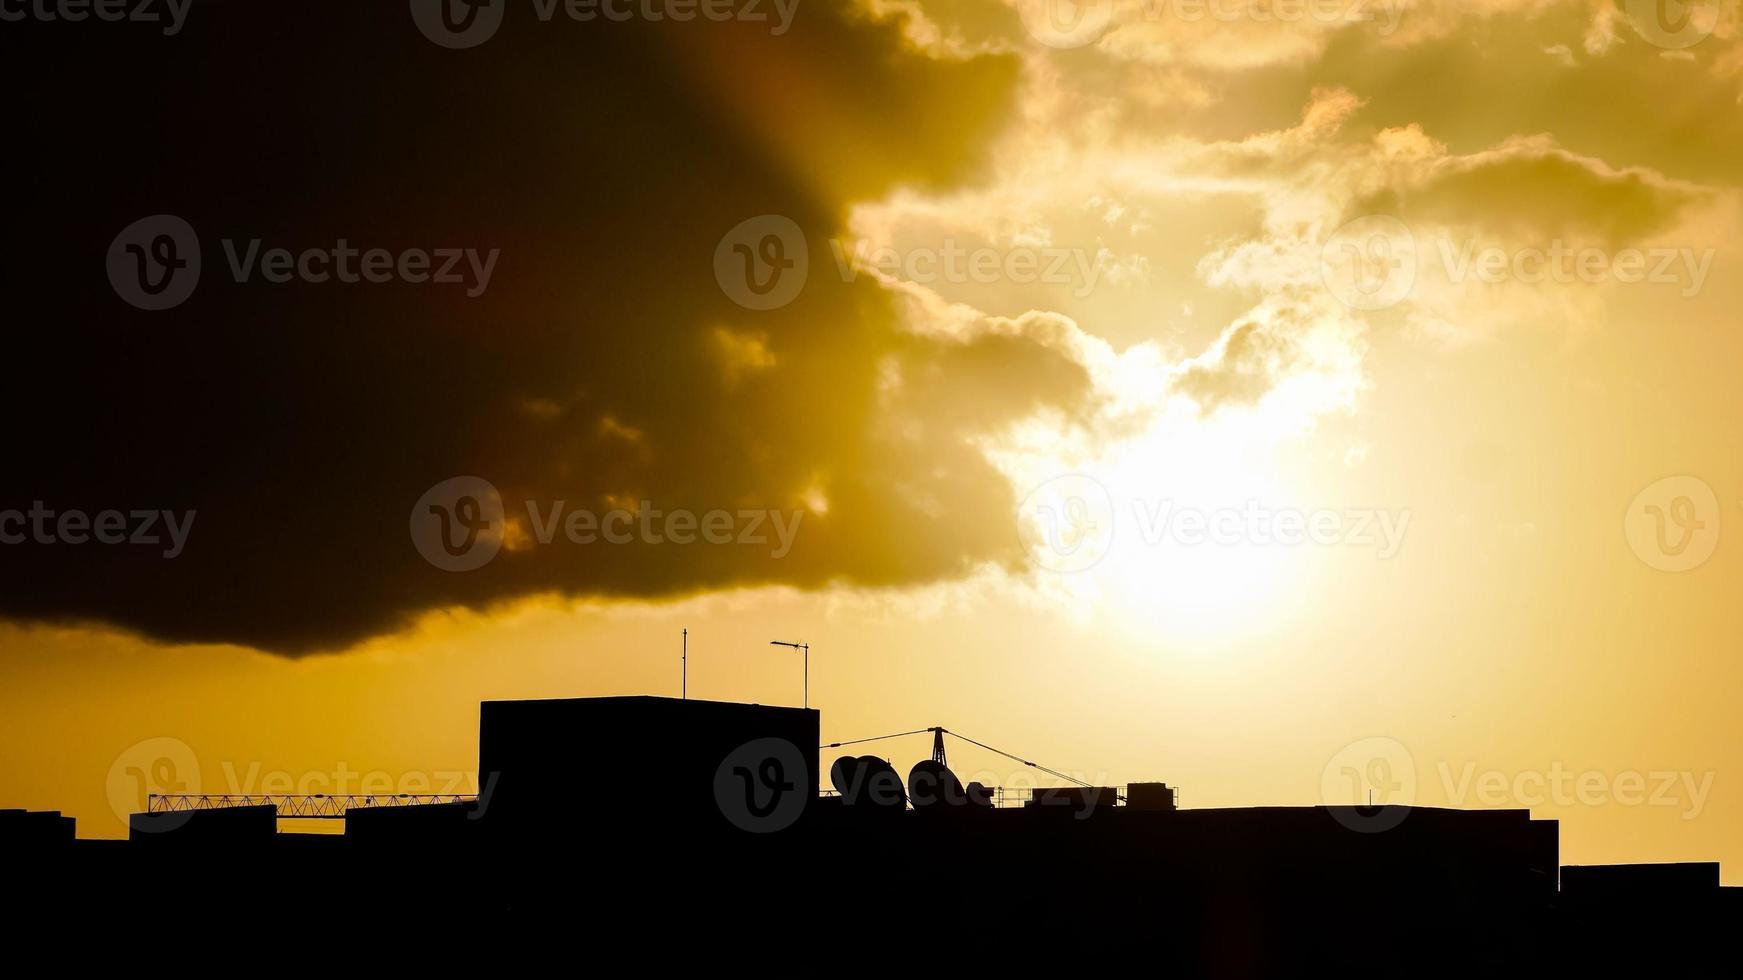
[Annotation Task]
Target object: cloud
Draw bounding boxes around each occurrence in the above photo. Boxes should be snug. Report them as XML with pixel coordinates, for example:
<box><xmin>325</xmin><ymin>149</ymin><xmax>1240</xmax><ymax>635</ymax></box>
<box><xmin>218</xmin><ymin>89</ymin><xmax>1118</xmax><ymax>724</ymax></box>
<box><xmin>1356</xmin><ymin>136</ymin><xmax>1710</xmax><ymax>246</ymax></box>
<box><xmin>0</xmin><ymin>2</ymin><xmax>1102</xmax><ymax>655</ymax></box>
<box><xmin>1175</xmin><ymin>296</ymin><xmax>1367</xmax><ymax>416</ymax></box>
<box><xmin>708</xmin><ymin>327</ymin><xmax>780</xmax><ymax>387</ymax></box>
<box><xmin>10</xmin><ymin>0</ymin><xmax>1740</xmax><ymax>655</ymax></box>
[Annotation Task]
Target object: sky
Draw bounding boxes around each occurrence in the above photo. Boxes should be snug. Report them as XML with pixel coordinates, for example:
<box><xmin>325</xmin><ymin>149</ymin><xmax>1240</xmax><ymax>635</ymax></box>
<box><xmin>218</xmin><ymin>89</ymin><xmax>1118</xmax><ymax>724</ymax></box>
<box><xmin>2</xmin><ymin>0</ymin><xmax>1741</xmax><ymax>877</ymax></box>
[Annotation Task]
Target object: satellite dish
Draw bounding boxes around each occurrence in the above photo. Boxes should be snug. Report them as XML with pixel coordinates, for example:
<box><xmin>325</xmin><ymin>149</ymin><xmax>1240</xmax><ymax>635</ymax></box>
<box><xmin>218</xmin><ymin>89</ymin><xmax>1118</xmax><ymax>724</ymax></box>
<box><xmin>907</xmin><ymin>759</ymin><xmax>966</xmax><ymax>810</ymax></box>
<box><xmin>857</xmin><ymin>756</ymin><xmax>905</xmax><ymax>809</ymax></box>
<box><xmin>832</xmin><ymin>755</ymin><xmax>906</xmax><ymax>809</ymax></box>
<box><xmin>830</xmin><ymin>755</ymin><xmax>864</xmax><ymax>798</ymax></box>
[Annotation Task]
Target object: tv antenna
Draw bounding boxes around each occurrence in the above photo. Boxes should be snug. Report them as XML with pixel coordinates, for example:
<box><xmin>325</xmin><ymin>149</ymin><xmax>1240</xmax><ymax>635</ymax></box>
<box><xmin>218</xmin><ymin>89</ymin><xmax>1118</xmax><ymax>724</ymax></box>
<box><xmin>769</xmin><ymin>639</ymin><xmax>810</xmax><ymax>708</ymax></box>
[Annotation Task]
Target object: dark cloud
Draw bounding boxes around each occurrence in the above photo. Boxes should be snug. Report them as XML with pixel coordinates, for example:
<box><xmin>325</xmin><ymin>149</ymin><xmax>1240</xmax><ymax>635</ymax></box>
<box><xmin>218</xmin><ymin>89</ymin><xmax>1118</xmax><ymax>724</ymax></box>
<box><xmin>0</xmin><ymin>2</ymin><xmax>1088</xmax><ymax>654</ymax></box>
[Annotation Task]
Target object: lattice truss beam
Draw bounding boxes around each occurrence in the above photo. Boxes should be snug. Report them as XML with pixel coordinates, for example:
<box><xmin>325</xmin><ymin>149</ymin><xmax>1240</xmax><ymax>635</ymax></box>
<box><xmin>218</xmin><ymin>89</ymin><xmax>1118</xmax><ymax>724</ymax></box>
<box><xmin>147</xmin><ymin>794</ymin><xmax>477</xmax><ymax>818</ymax></box>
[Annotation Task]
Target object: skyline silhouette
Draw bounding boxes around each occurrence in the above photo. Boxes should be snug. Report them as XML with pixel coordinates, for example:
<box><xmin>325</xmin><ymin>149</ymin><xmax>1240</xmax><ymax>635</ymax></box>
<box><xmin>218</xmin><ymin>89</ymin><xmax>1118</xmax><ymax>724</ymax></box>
<box><xmin>7</xmin><ymin>693</ymin><xmax>1737</xmax><ymax>972</ymax></box>
<box><xmin>5</xmin><ymin>4</ymin><xmax>1743</xmax><ymax>962</ymax></box>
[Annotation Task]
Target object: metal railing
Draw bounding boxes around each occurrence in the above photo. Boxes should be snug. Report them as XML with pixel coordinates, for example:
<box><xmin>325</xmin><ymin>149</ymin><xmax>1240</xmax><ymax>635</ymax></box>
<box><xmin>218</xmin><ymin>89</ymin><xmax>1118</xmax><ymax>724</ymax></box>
<box><xmin>820</xmin><ymin>786</ymin><xmax>1132</xmax><ymax>809</ymax></box>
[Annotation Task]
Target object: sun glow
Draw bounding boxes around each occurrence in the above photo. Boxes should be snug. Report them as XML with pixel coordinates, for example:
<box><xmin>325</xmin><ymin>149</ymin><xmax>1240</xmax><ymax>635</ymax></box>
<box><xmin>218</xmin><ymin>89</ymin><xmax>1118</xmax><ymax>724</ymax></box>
<box><xmin>1003</xmin><ymin>394</ymin><xmax>1311</xmax><ymax>644</ymax></box>
<box><xmin>1098</xmin><ymin>422</ymin><xmax>1297</xmax><ymax>640</ymax></box>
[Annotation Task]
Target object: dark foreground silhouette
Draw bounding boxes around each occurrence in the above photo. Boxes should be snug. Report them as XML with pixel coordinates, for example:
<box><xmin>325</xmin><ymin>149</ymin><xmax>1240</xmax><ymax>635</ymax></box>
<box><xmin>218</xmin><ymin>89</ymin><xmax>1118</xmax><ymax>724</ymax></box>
<box><xmin>5</xmin><ymin>697</ymin><xmax>1736</xmax><ymax>974</ymax></box>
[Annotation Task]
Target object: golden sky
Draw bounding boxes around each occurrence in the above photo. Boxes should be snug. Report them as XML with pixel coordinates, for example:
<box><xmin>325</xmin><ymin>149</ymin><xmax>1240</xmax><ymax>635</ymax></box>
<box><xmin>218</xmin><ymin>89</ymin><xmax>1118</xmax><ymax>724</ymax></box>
<box><xmin>3</xmin><ymin>1</ymin><xmax>1741</xmax><ymax>878</ymax></box>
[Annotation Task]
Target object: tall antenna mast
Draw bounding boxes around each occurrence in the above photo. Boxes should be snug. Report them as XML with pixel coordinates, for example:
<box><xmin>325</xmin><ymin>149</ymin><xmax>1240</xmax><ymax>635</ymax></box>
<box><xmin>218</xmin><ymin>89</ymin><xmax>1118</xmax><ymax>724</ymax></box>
<box><xmin>769</xmin><ymin>640</ymin><xmax>810</xmax><ymax>708</ymax></box>
<box><xmin>681</xmin><ymin>628</ymin><xmax>687</xmax><ymax>700</ymax></box>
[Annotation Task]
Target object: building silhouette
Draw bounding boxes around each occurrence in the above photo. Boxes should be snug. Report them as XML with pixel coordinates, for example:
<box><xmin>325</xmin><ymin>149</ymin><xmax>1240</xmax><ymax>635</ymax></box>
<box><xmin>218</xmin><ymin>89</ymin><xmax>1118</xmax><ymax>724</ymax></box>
<box><xmin>6</xmin><ymin>696</ymin><xmax>1736</xmax><ymax>972</ymax></box>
